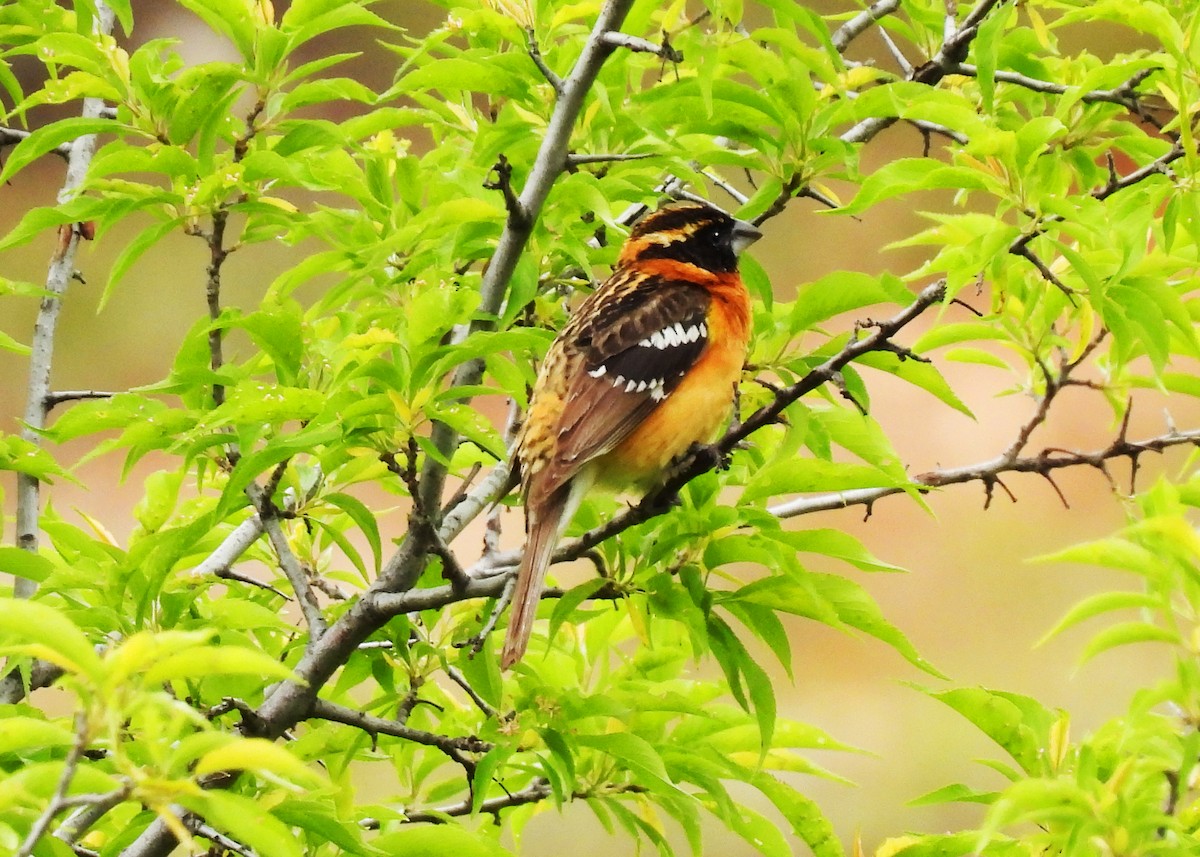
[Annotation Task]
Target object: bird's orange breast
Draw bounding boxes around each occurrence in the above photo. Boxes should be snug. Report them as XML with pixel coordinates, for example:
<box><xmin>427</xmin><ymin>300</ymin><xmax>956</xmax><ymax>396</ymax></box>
<box><xmin>594</xmin><ymin>272</ymin><xmax>750</xmax><ymax>486</ymax></box>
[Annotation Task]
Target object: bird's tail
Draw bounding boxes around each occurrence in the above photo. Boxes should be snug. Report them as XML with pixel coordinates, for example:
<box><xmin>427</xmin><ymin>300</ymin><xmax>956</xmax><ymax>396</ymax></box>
<box><xmin>500</xmin><ymin>485</ymin><xmax>569</xmax><ymax>670</ymax></box>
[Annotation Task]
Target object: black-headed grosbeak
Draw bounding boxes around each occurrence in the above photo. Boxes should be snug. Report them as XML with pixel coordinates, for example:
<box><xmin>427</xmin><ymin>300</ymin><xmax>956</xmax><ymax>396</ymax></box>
<box><xmin>502</xmin><ymin>200</ymin><xmax>762</xmax><ymax>669</ymax></box>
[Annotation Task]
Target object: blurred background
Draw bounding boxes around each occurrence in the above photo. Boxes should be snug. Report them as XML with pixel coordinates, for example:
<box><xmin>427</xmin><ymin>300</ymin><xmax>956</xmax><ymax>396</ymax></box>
<box><xmin>0</xmin><ymin>1</ymin><xmax>1186</xmax><ymax>853</ymax></box>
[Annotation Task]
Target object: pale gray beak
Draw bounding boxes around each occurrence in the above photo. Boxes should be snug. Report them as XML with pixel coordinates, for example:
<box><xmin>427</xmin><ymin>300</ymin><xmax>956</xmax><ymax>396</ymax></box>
<box><xmin>731</xmin><ymin>218</ymin><xmax>762</xmax><ymax>256</ymax></box>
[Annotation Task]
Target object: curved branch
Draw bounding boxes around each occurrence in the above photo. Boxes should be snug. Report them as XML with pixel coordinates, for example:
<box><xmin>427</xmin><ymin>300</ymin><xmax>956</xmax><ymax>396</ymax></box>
<box><xmin>831</xmin><ymin>0</ymin><xmax>902</xmax><ymax>53</ymax></box>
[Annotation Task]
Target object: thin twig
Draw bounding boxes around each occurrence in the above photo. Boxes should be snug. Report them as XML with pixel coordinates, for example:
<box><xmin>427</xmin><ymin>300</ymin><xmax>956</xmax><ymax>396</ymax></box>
<box><xmin>1010</xmin><ymin>142</ymin><xmax>1185</xmax><ymax>265</ymax></box>
<box><xmin>525</xmin><ymin>26</ymin><xmax>563</xmax><ymax>95</ymax></box>
<box><xmin>948</xmin><ymin>63</ymin><xmax>1159</xmax><ymax>115</ymax></box>
<box><xmin>248</xmin><ymin>485</ymin><xmax>326</xmax><ymax>643</ymax></box>
<box><xmin>17</xmin><ymin>712</ymin><xmax>90</xmax><ymax>857</ymax></box>
<box><xmin>309</xmin><ymin>697</ymin><xmax>491</xmax><ymax>758</ymax></box>
<box><xmin>182</xmin><ymin>818</ymin><xmax>254</xmax><ymax>857</ymax></box>
<box><xmin>54</xmin><ymin>784</ymin><xmax>133</xmax><ymax>848</ymax></box>
<box><xmin>401</xmin><ymin>778</ymin><xmax>647</xmax><ymax>824</ymax></box>
<box><xmin>43</xmin><ymin>389</ymin><xmax>118</xmax><ymax>410</ymax></box>
<box><xmin>444</xmin><ymin>664</ymin><xmax>500</xmax><ymax>719</ymax></box>
<box><xmin>767</xmin><ymin>426</ymin><xmax>1200</xmax><ymax>519</ymax></box>
<box><xmin>187</xmin><ymin>515</ymin><xmax>265</xmax><ymax>577</ymax></box>
<box><xmin>566</xmin><ymin>152</ymin><xmax>653</xmax><ymax>166</ymax></box>
<box><xmin>600</xmin><ymin>31</ymin><xmax>683</xmax><ymax>62</ymax></box>
<box><xmin>439</xmin><ymin>459</ymin><xmax>516</xmax><ymax>545</ymax></box>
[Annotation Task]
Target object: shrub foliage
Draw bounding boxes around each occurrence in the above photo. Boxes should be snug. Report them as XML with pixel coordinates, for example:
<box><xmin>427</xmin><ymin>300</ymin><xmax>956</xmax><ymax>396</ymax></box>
<box><xmin>1</xmin><ymin>1</ymin><xmax>1199</xmax><ymax>856</ymax></box>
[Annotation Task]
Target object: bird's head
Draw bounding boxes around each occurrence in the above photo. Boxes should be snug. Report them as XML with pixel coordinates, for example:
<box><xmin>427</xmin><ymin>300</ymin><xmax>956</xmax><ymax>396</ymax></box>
<box><xmin>618</xmin><ymin>200</ymin><xmax>762</xmax><ymax>273</ymax></box>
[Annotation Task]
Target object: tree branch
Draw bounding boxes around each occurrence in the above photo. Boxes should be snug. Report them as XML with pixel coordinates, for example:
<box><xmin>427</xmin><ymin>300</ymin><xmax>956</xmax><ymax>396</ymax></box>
<box><xmin>308</xmin><ymin>698</ymin><xmax>491</xmax><ymax>758</ymax></box>
<box><xmin>947</xmin><ymin>63</ymin><xmax>1160</xmax><ymax>119</ymax></box>
<box><xmin>13</xmin><ymin>2</ymin><xmax>115</xmax><ymax>598</ymax></box>
<box><xmin>388</xmin><ymin>0</ymin><xmax>638</xmax><ymax>591</ymax></box>
<box><xmin>840</xmin><ymin>0</ymin><xmax>1011</xmax><ymax>145</ymax></box>
<box><xmin>53</xmin><ymin>784</ymin><xmax>133</xmax><ymax>850</ymax></box>
<box><xmin>525</xmin><ymin>26</ymin><xmax>563</xmax><ymax>95</ymax></box>
<box><xmin>17</xmin><ymin>712</ymin><xmax>90</xmax><ymax>857</ymax></box>
<box><xmin>0</xmin><ymin>656</ymin><xmax>66</xmax><ymax>705</ymax></box>
<box><xmin>399</xmin><ymin>778</ymin><xmax>647</xmax><ymax>824</ymax></box>
<box><xmin>600</xmin><ymin>31</ymin><xmax>683</xmax><ymax>62</ymax></box>
<box><xmin>830</xmin><ymin>0</ymin><xmax>902</xmax><ymax>53</ymax></box>
<box><xmin>0</xmin><ymin>126</ymin><xmax>71</xmax><ymax>158</ymax></box>
<box><xmin>252</xmin><ymin>489</ymin><xmax>327</xmax><ymax>644</ymax></box>
<box><xmin>767</xmin><ymin>426</ymin><xmax>1200</xmax><ymax>519</ymax></box>
<box><xmin>1009</xmin><ymin>141</ymin><xmax>1185</xmax><ymax>261</ymax></box>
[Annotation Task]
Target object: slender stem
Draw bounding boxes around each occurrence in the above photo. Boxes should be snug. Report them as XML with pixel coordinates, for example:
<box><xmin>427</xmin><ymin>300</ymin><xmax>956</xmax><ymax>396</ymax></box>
<box><xmin>17</xmin><ymin>712</ymin><xmax>90</xmax><ymax>857</ymax></box>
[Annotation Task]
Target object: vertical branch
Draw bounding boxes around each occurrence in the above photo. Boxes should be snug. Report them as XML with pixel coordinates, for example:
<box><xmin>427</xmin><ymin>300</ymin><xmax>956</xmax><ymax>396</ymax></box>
<box><xmin>200</xmin><ymin>98</ymin><xmax>263</xmax><ymax>411</ymax></box>
<box><xmin>385</xmin><ymin>0</ymin><xmax>637</xmax><ymax>589</ymax></box>
<box><xmin>205</xmin><ymin>211</ymin><xmax>230</xmax><ymax>408</ymax></box>
<box><xmin>13</xmin><ymin>2</ymin><xmax>116</xmax><ymax>598</ymax></box>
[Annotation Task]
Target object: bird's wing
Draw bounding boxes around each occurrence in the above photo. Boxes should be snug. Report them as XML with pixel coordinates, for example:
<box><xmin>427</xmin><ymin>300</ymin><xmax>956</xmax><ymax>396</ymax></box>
<box><xmin>527</xmin><ymin>272</ymin><xmax>712</xmax><ymax>506</ymax></box>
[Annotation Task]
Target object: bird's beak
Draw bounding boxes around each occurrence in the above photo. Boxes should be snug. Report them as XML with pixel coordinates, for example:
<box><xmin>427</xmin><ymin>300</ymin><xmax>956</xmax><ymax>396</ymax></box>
<box><xmin>731</xmin><ymin>218</ymin><xmax>762</xmax><ymax>256</ymax></box>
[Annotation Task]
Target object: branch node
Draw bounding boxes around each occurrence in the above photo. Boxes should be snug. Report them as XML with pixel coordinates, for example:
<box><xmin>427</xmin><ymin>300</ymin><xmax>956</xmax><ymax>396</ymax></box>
<box><xmin>525</xmin><ymin>27</ymin><xmax>563</xmax><ymax>95</ymax></box>
<box><xmin>483</xmin><ymin>154</ymin><xmax>529</xmax><ymax>228</ymax></box>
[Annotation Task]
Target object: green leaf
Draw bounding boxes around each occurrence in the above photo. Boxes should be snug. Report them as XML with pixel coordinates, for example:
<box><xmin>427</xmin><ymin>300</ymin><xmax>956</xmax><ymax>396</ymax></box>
<box><xmin>0</xmin><ymin>436</ymin><xmax>76</xmax><ymax>484</ymax></box>
<box><xmin>322</xmin><ymin>492</ymin><xmax>382</xmax><ymax>575</ymax></box>
<box><xmin>972</xmin><ymin>3</ymin><xmax>1016</xmax><ymax>113</ymax></box>
<box><xmin>1037</xmin><ymin>591</ymin><xmax>1162</xmax><ymax>646</ymax></box>
<box><xmin>751</xmin><ymin>773</ymin><xmax>843</xmax><ymax>857</ymax></box>
<box><xmin>855</xmin><ymin>351</ymin><xmax>974</xmax><ymax>417</ymax></box>
<box><xmin>0</xmin><ymin>117</ymin><xmax>122</xmax><ymax>185</ymax></box>
<box><xmin>195</xmin><ymin>737</ymin><xmax>324</xmax><ymax>787</ymax></box>
<box><xmin>909</xmin><ymin>782</ymin><xmax>999</xmax><ymax>806</ymax></box>
<box><xmin>372</xmin><ymin>826</ymin><xmax>514</xmax><ymax>856</ymax></box>
<box><xmin>924</xmin><ymin>687</ymin><xmax>1053</xmax><ymax>775</ymax></box>
<box><xmin>706</xmin><ymin>615</ymin><xmax>776</xmax><ymax>753</ymax></box>
<box><xmin>0</xmin><ymin>329</ymin><xmax>31</xmax><ymax>355</ymax></box>
<box><xmin>273</xmin><ymin>799</ymin><xmax>376</xmax><ymax>856</ymax></box>
<box><xmin>0</xmin><ymin>598</ymin><xmax>102</xmax><ymax>682</ymax></box>
<box><xmin>181</xmin><ymin>791</ymin><xmax>304</xmax><ymax>857</ymax></box>
<box><xmin>742</xmin><ymin>458</ymin><xmax>908</xmax><ymax>503</ymax></box>
<box><xmin>789</xmin><ymin>270</ymin><xmax>911</xmax><ymax>332</ymax></box>
<box><xmin>102</xmin><ymin>217</ymin><xmax>181</xmax><ymax>309</ymax></box>
<box><xmin>142</xmin><ymin>645</ymin><xmax>297</xmax><ymax>684</ymax></box>
<box><xmin>1078</xmin><ymin>621</ymin><xmax>1180</xmax><ymax>664</ymax></box>
<box><xmin>575</xmin><ymin>732</ymin><xmax>681</xmax><ymax>797</ymax></box>
<box><xmin>0</xmin><ymin>547</ymin><xmax>55</xmax><ymax>584</ymax></box>
<box><xmin>841</xmin><ymin>159</ymin><xmax>991</xmax><ymax>216</ymax></box>
<box><xmin>725</xmin><ymin>804</ymin><xmax>792</xmax><ymax>857</ymax></box>
<box><xmin>0</xmin><ymin>716</ymin><xmax>75</xmax><ymax>754</ymax></box>
<box><xmin>175</xmin><ymin>0</ymin><xmax>256</xmax><ymax>61</ymax></box>
<box><xmin>776</xmin><ymin>529</ymin><xmax>905</xmax><ymax>572</ymax></box>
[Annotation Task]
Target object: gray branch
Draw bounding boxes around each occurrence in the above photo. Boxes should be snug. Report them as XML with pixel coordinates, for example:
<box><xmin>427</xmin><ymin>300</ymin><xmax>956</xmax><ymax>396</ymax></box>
<box><xmin>251</xmin><ymin>491</ymin><xmax>327</xmax><ymax>643</ymax></box>
<box><xmin>13</xmin><ymin>2</ymin><xmax>116</xmax><ymax>598</ymax></box>
<box><xmin>830</xmin><ymin>0</ymin><xmax>902</xmax><ymax>53</ymax></box>
<box><xmin>54</xmin><ymin>784</ymin><xmax>133</xmax><ymax>848</ymax></box>
<box><xmin>767</xmin><ymin>427</ymin><xmax>1200</xmax><ymax>519</ymax></box>
<box><xmin>309</xmin><ymin>698</ymin><xmax>492</xmax><ymax>757</ymax></box>
<box><xmin>388</xmin><ymin>0</ymin><xmax>638</xmax><ymax>589</ymax></box>
<box><xmin>0</xmin><ymin>125</ymin><xmax>70</xmax><ymax>158</ymax></box>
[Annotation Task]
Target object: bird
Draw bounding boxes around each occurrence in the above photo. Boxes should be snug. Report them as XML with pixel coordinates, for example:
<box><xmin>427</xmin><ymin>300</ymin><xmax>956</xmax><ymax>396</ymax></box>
<box><xmin>501</xmin><ymin>200</ymin><xmax>762</xmax><ymax>669</ymax></box>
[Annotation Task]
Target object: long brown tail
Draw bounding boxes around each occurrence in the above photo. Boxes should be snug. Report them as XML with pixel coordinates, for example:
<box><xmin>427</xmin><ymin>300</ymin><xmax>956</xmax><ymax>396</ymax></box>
<box><xmin>501</xmin><ymin>485</ymin><xmax>570</xmax><ymax>670</ymax></box>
